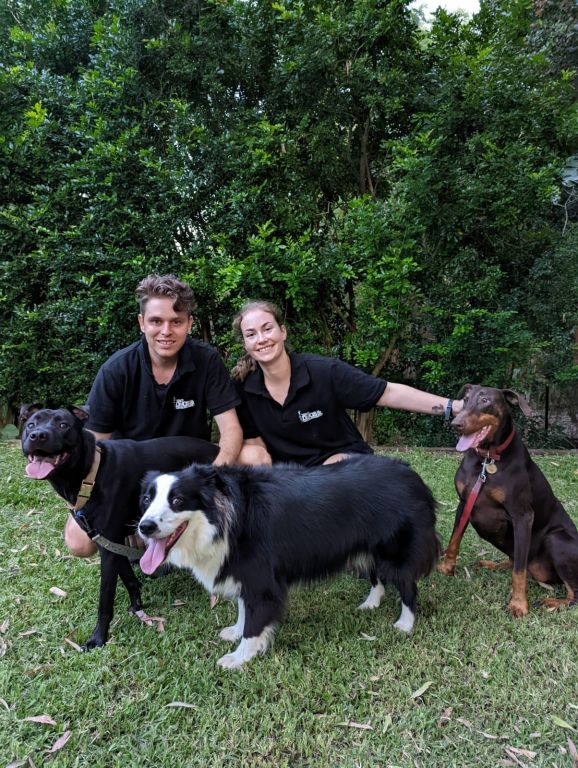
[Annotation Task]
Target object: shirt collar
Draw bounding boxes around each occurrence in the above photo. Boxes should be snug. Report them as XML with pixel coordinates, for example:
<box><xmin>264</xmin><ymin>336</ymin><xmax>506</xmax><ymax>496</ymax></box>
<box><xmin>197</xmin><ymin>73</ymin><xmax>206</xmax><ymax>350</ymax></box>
<box><xmin>243</xmin><ymin>352</ymin><xmax>310</xmax><ymax>401</ymax></box>
<box><xmin>140</xmin><ymin>336</ymin><xmax>197</xmax><ymax>376</ymax></box>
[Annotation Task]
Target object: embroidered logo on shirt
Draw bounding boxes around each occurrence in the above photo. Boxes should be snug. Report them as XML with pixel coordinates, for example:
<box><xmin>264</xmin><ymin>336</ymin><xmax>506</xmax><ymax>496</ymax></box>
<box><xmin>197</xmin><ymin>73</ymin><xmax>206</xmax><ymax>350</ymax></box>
<box><xmin>174</xmin><ymin>398</ymin><xmax>195</xmax><ymax>410</ymax></box>
<box><xmin>298</xmin><ymin>409</ymin><xmax>323</xmax><ymax>423</ymax></box>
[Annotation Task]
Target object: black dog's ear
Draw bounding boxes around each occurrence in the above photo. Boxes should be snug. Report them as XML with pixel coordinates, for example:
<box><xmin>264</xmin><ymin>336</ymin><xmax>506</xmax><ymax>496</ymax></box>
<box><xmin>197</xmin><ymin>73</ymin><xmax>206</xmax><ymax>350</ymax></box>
<box><xmin>19</xmin><ymin>404</ymin><xmax>42</xmax><ymax>424</ymax></box>
<box><xmin>502</xmin><ymin>389</ymin><xmax>532</xmax><ymax>417</ymax></box>
<box><xmin>456</xmin><ymin>384</ymin><xmax>474</xmax><ymax>400</ymax></box>
<box><xmin>67</xmin><ymin>405</ymin><xmax>90</xmax><ymax>422</ymax></box>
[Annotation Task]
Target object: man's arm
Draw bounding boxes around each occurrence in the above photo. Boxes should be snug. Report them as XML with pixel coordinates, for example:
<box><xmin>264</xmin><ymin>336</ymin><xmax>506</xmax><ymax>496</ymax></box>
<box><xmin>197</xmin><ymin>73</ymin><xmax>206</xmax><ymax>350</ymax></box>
<box><xmin>212</xmin><ymin>409</ymin><xmax>243</xmax><ymax>465</ymax></box>
<box><xmin>88</xmin><ymin>431</ymin><xmax>113</xmax><ymax>441</ymax></box>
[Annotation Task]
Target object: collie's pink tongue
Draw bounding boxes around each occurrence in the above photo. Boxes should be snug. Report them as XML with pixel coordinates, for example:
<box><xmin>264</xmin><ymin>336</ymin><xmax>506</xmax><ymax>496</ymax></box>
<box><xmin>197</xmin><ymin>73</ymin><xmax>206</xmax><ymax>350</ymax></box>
<box><xmin>456</xmin><ymin>426</ymin><xmax>490</xmax><ymax>452</ymax></box>
<box><xmin>26</xmin><ymin>457</ymin><xmax>57</xmax><ymax>479</ymax></box>
<box><xmin>140</xmin><ymin>539</ymin><xmax>167</xmax><ymax>575</ymax></box>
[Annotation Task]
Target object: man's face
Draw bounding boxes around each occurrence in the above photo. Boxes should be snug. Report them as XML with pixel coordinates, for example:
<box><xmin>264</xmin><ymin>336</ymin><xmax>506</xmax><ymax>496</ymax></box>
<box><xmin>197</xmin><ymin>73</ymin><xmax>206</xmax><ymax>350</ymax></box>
<box><xmin>138</xmin><ymin>297</ymin><xmax>192</xmax><ymax>363</ymax></box>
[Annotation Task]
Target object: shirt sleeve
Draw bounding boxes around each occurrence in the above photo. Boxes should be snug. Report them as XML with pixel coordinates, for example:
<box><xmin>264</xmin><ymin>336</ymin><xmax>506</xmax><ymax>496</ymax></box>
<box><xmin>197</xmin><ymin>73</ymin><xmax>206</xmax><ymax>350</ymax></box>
<box><xmin>234</xmin><ymin>383</ymin><xmax>260</xmax><ymax>439</ymax></box>
<box><xmin>205</xmin><ymin>350</ymin><xmax>242</xmax><ymax>416</ymax></box>
<box><xmin>85</xmin><ymin>362</ymin><xmax>123</xmax><ymax>433</ymax></box>
<box><xmin>330</xmin><ymin>358</ymin><xmax>387</xmax><ymax>412</ymax></box>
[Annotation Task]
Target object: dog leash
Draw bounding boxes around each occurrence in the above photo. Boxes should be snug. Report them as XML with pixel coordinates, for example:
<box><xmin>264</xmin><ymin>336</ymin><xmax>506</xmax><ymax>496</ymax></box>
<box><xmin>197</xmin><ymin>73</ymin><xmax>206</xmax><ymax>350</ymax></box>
<box><xmin>454</xmin><ymin>428</ymin><xmax>516</xmax><ymax>538</ymax></box>
<box><xmin>66</xmin><ymin>446</ymin><xmax>143</xmax><ymax>561</ymax></box>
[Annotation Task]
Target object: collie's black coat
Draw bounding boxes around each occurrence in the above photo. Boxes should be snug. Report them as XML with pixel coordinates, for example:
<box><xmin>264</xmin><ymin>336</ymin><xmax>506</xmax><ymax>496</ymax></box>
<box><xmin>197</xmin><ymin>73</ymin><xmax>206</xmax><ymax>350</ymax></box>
<box><xmin>138</xmin><ymin>455</ymin><xmax>440</xmax><ymax>668</ymax></box>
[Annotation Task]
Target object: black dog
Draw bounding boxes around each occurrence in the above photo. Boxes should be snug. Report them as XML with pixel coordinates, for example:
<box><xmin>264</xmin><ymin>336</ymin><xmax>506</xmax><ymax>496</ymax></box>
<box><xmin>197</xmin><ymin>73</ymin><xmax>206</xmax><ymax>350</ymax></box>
<box><xmin>138</xmin><ymin>456</ymin><xmax>440</xmax><ymax>668</ymax></box>
<box><xmin>21</xmin><ymin>405</ymin><xmax>217</xmax><ymax>649</ymax></box>
<box><xmin>438</xmin><ymin>385</ymin><xmax>578</xmax><ymax>616</ymax></box>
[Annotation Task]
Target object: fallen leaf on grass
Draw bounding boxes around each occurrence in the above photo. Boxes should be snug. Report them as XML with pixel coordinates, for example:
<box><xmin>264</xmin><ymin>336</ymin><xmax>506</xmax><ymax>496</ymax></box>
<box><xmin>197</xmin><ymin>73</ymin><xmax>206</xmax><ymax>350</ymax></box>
<box><xmin>18</xmin><ymin>629</ymin><xmax>38</xmax><ymax>637</ymax></box>
<box><xmin>46</xmin><ymin>730</ymin><xmax>71</xmax><ymax>754</ymax></box>
<box><xmin>457</xmin><ymin>717</ymin><xmax>473</xmax><ymax>729</ymax></box>
<box><xmin>551</xmin><ymin>715</ymin><xmax>577</xmax><ymax>732</ymax></box>
<box><xmin>64</xmin><ymin>638</ymin><xmax>83</xmax><ymax>652</ymax></box>
<box><xmin>0</xmin><ymin>618</ymin><xmax>9</xmax><ymax>633</ymax></box>
<box><xmin>504</xmin><ymin>746</ymin><xmax>532</xmax><ymax>767</ymax></box>
<box><xmin>172</xmin><ymin>600</ymin><xmax>187</xmax><ymax>607</ymax></box>
<box><xmin>165</xmin><ymin>702</ymin><xmax>198</xmax><ymax>709</ymax></box>
<box><xmin>132</xmin><ymin>610</ymin><xmax>166</xmax><ymax>632</ymax></box>
<box><xmin>0</xmin><ymin>637</ymin><xmax>7</xmax><ymax>657</ymax></box>
<box><xmin>336</xmin><ymin>720</ymin><xmax>373</xmax><ymax>731</ymax></box>
<box><xmin>567</xmin><ymin>737</ymin><xmax>578</xmax><ymax>767</ymax></box>
<box><xmin>23</xmin><ymin>715</ymin><xmax>57</xmax><ymax>725</ymax></box>
<box><xmin>506</xmin><ymin>746</ymin><xmax>536</xmax><ymax>759</ymax></box>
<box><xmin>464</xmin><ymin>566</ymin><xmax>471</xmax><ymax>580</ymax></box>
<box><xmin>6</xmin><ymin>759</ymin><xmax>33</xmax><ymax>768</ymax></box>
<box><xmin>480</xmin><ymin>731</ymin><xmax>498</xmax><ymax>740</ymax></box>
<box><xmin>49</xmin><ymin>587</ymin><xmax>67</xmax><ymax>598</ymax></box>
<box><xmin>438</xmin><ymin>707</ymin><xmax>453</xmax><ymax>727</ymax></box>
<box><xmin>382</xmin><ymin>714</ymin><xmax>392</xmax><ymax>733</ymax></box>
<box><xmin>360</xmin><ymin>632</ymin><xmax>377</xmax><ymax>641</ymax></box>
<box><xmin>411</xmin><ymin>681</ymin><xmax>433</xmax><ymax>699</ymax></box>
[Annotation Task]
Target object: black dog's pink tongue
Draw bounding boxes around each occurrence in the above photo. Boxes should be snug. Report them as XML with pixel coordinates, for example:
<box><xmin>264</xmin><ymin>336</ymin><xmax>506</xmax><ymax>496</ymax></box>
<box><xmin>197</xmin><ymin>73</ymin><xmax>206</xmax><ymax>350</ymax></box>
<box><xmin>140</xmin><ymin>539</ymin><xmax>168</xmax><ymax>575</ymax></box>
<box><xmin>26</xmin><ymin>457</ymin><xmax>57</xmax><ymax>479</ymax></box>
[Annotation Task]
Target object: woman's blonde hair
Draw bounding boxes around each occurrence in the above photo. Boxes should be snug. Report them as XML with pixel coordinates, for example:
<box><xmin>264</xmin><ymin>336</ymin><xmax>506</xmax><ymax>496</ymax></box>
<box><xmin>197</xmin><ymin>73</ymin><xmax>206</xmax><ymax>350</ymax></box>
<box><xmin>231</xmin><ymin>300</ymin><xmax>286</xmax><ymax>381</ymax></box>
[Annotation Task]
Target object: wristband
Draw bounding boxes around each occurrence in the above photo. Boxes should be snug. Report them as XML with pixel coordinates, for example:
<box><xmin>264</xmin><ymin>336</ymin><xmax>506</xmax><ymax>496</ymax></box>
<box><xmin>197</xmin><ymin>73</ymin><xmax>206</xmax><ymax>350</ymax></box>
<box><xmin>444</xmin><ymin>399</ymin><xmax>454</xmax><ymax>423</ymax></box>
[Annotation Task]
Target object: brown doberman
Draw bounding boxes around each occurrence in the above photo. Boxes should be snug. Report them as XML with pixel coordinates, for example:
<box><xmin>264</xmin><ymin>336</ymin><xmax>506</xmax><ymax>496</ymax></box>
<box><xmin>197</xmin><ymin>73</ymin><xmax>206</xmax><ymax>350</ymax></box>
<box><xmin>438</xmin><ymin>384</ymin><xmax>578</xmax><ymax>616</ymax></box>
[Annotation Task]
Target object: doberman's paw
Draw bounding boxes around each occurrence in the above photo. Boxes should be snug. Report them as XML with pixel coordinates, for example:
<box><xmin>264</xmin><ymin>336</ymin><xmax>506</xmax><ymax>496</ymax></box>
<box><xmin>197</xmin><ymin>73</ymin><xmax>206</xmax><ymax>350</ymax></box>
<box><xmin>535</xmin><ymin>597</ymin><xmax>571</xmax><ymax>611</ymax></box>
<box><xmin>507</xmin><ymin>599</ymin><xmax>528</xmax><ymax>618</ymax></box>
<box><xmin>437</xmin><ymin>560</ymin><xmax>456</xmax><ymax>576</ymax></box>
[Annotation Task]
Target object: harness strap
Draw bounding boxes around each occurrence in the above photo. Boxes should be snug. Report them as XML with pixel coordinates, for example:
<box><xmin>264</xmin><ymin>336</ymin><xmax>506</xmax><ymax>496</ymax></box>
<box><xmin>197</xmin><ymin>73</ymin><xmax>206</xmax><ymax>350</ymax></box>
<box><xmin>64</xmin><ymin>445</ymin><xmax>143</xmax><ymax>561</ymax></box>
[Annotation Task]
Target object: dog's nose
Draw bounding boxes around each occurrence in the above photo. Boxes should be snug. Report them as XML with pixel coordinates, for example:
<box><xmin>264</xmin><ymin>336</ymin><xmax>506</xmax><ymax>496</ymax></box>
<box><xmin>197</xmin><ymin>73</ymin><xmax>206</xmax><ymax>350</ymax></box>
<box><xmin>28</xmin><ymin>429</ymin><xmax>47</xmax><ymax>443</ymax></box>
<box><xmin>139</xmin><ymin>520</ymin><xmax>158</xmax><ymax>536</ymax></box>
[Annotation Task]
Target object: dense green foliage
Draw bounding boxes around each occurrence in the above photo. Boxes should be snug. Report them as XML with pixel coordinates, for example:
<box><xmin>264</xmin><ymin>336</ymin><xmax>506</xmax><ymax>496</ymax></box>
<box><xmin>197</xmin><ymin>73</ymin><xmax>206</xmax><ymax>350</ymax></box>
<box><xmin>1</xmin><ymin>0</ymin><xmax>576</xmax><ymax>440</ymax></box>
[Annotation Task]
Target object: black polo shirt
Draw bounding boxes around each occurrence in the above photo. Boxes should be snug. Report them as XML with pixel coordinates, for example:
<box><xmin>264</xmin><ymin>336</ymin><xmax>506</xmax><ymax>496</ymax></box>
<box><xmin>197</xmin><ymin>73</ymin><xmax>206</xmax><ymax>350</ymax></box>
<box><xmin>87</xmin><ymin>337</ymin><xmax>240</xmax><ymax>440</ymax></box>
<box><xmin>236</xmin><ymin>352</ymin><xmax>387</xmax><ymax>466</ymax></box>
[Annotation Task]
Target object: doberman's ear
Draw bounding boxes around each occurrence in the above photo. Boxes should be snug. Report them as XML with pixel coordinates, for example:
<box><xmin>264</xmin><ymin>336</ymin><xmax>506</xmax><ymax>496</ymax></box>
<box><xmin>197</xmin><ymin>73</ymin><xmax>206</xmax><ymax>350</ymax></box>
<box><xmin>502</xmin><ymin>389</ymin><xmax>532</xmax><ymax>417</ymax></box>
<box><xmin>67</xmin><ymin>405</ymin><xmax>90</xmax><ymax>422</ymax></box>
<box><xmin>456</xmin><ymin>384</ymin><xmax>474</xmax><ymax>399</ymax></box>
<box><xmin>19</xmin><ymin>403</ymin><xmax>42</xmax><ymax>424</ymax></box>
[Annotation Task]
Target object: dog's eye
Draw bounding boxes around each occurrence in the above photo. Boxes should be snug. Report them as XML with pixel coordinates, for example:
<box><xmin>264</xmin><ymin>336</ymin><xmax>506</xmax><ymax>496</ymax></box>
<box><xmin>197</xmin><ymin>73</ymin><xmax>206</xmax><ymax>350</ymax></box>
<box><xmin>141</xmin><ymin>494</ymin><xmax>151</xmax><ymax>507</ymax></box>
<box><xmin>171</xmin><ymin>496</ymin><xmax>184</xmax><ymax>510</ymax></box>
<box><xmin>59</xmin><ymin>422</ymin><xmax>69</xmax><ymax>430</ymax></box>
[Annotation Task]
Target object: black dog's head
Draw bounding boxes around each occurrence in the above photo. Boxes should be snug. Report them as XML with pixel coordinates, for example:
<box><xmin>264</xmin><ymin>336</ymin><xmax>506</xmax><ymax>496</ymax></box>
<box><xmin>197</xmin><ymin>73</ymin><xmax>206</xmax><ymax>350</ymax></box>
<box><xmin>21</xmin><ymin>405</ymin><xmax>89</xmax><ymax>480</ymax></box>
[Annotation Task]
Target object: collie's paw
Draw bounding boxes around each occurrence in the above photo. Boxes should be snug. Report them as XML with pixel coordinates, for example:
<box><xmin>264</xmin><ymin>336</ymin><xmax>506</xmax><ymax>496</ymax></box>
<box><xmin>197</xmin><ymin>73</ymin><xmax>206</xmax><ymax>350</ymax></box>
<box><xmin>219</xmin><ymin>625</ymin><xmax>243</xmax><ymax>643</ymax></box>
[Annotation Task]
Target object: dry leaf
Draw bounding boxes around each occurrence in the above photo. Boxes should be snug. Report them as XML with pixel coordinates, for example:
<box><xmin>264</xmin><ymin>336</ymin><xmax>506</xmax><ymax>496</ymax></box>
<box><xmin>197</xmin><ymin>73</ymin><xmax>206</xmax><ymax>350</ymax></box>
<box><xmin>551</xmin><ymin>715</ymin><xmax>577</xmax><ymax>732</ymax></box>
<box><xmin>210</xmin><ymin>595</ymin><xmax>220</xmax><ymax>608</ymax></box>
<box><xmin>49</xmin><ymin>587</ymin><xmax>67</xmax><ymax>598</ymax></box>
<box><xmin>336</xmin><ymin>720</ymin><xmax>373</xmax><ymax>731</ymax></box>
<box><xmin>23</xmin><ymin>715</ymin><xmax>57</xmax><ymax>725</ymax></box>
<box><xmin>481</xmin><ymin>731</ymin><xmax>498</xmax><ymax>740</ymax></box>
<box><xmin>64</xmin><ymin>638</ymin><xmax>82</xmax><ymax>652</ymax></box>
<box><xmin>172</xmin><ymin>600</ymin><xmax>187</xmax><ymax>606</ymax></box>
<box><xmin>165</xmin><ymin>701</ymin><xmax>198</xmax><ymax>709</ymax></box>
<box><xmin>18</xmin><ymin>629</ymin><xmax>38</xmax><ymax>637</ymax></box>
<box><xmin>0</xmin><ymin>618</ymin><xmax>9</xmax><ymax>633</ymax></box>
<box><xmin>507</xmin><ymin>746</ymin><xmax>536</xmax><ymax>758</ymax></box>
<box><xmin>457</xmin><ymin>717</ymin><xmax>473</xmax><ymax>729</ymax></box>
<box><xmin>411</xmin><ymin>681</ymin><xmax>433</xmax><ymax>699</ymax></box>
<box><xmin>0</xmin><ymin>637</ymin><xmax>7</xmax><ymax>658</ymax></box>
<box><xmin>438</xmin><ymin>707</ymin><xmax>453</xmax><ymax>727</ymax></box>
<box><xmin>6</xmin><ymin>760</ymin><xmax>31</xmax><ymax>768</ymax></box>
<box><xmin>504</xmin><ymin>747</ymin><xmax>530</xmax><ymax>767</ymax></box>
<box><xmin>567</xmin><ymin>737</ymin><xmax>578</xmax><ymax>765</ymax></box>
<box><xmin>464</xmin><ymin>566</ymin><xmax>471</xmax><ymax>580</ymax></box>
<box><xmin>360</xmin><ymin>632</ymin><xmax>377</xmax><ymax>641</ymax></box>
<box><xmin>382</xmin><ymin>714</ymin><xmax>392</xmax><ymax>733</ymax></box>
<box><xmin>46</xmin><ymin>731</ymin><xmax>71</xmax><ymax>754</ymax></box>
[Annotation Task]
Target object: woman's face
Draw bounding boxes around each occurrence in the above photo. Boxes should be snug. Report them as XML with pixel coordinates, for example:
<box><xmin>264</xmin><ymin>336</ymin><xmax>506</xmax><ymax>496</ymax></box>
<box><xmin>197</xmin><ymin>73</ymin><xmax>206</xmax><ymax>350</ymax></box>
<box><xmin>240</xmin><ymin>308</ymin><xmax>287</xmax><ymax>366</ymax></box>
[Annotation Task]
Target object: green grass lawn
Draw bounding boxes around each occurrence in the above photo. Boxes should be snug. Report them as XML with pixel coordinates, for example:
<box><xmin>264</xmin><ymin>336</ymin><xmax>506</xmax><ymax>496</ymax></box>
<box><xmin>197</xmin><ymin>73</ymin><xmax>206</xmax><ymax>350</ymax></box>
<box><xmin>1</xmin><ymin>440</ymin><xmax>577</xmax><ymax>767</ymax></box>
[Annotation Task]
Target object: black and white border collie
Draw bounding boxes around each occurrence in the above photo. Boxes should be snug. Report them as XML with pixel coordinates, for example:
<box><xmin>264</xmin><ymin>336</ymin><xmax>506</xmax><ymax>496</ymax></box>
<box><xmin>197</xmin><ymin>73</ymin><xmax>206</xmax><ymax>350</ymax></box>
<box><xmin>138</xmin><ymin>455</ymin><xmax>440</xmax><ymax>668</ymax></box>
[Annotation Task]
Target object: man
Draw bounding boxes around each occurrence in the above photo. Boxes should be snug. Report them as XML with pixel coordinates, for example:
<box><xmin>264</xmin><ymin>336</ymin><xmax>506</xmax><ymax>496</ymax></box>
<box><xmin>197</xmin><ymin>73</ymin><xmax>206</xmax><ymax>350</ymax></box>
<box><xmin>65</xmin><ymin>274</ymin><xmax>243</xmax><ymax>556</ymax></box>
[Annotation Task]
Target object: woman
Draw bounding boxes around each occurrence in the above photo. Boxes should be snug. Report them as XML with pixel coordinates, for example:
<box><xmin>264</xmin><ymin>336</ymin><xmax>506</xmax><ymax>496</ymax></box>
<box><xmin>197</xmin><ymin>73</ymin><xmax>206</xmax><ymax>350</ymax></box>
<box><xmin>232</xmin><ymin>300</ymin><xmax>462</xmax><ymax>466</ymax></box>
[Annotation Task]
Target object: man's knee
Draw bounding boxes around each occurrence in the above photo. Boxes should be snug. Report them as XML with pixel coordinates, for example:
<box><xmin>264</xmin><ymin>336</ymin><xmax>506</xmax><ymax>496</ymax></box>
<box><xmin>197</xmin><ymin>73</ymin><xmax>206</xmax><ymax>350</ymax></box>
<box><xmin>64</xmin><ymin>516</ymin><xmax>97</xmax><ymax>558</ymax></box>
<box><xmin>236</xmin><ymin>444</ymin><xmax>272</xmax><ymax>466</ymax></box>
